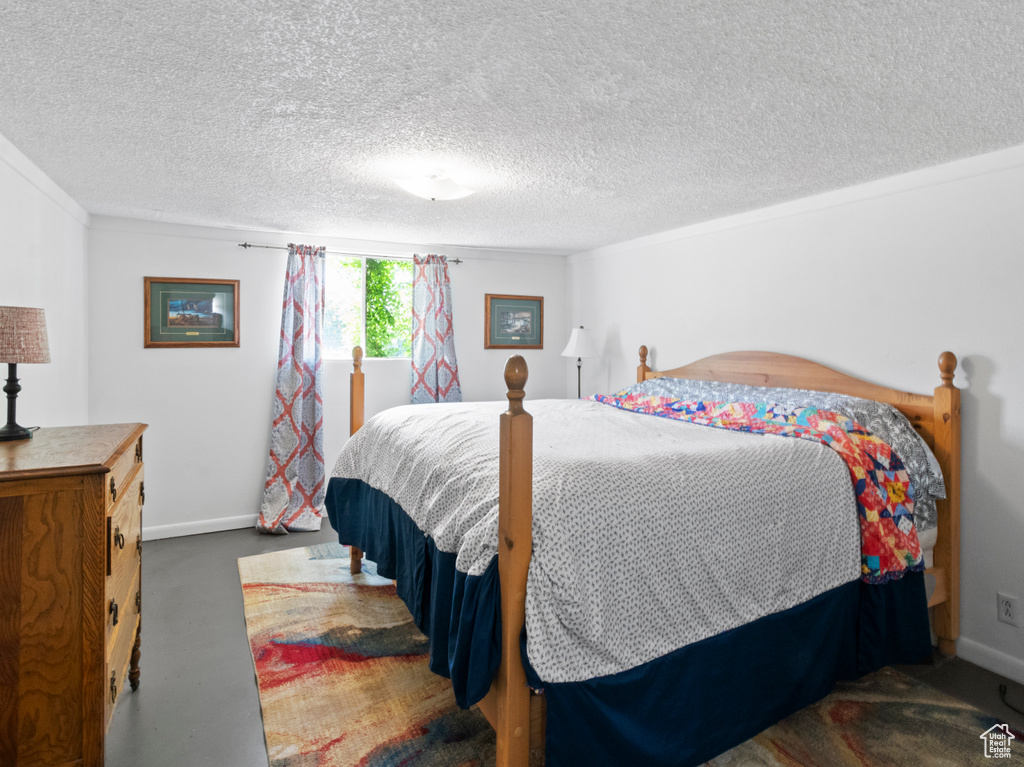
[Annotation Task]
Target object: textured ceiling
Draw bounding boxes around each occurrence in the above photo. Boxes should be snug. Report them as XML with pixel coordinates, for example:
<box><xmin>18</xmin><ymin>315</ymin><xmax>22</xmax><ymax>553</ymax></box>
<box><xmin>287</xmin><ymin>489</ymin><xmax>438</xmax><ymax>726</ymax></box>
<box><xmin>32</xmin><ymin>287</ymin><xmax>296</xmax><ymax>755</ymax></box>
<box><xmin>1</xmin><ymin>1</ymin><xmax>1022</xmax><ymax>255</ymax></box>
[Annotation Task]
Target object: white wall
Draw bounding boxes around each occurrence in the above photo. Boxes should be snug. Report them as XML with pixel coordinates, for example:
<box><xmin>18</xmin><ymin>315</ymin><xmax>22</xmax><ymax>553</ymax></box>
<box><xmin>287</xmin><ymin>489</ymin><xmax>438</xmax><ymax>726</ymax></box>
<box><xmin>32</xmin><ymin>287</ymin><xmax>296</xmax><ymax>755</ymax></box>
<box><xmin>15</xmin><ymin>117</ymin><xmax>1018</xmax><ymax>685</ymax></box>
<box><xmin>0</xmin><ymin>133</ymin><xmax>90</xmax><ymax>427</ymax></box>
<box><xmin>568</xmin><ymin>143</ymin><xmax>1024</xmax><ymax>685</ymax></box>
<box><xmin>86</xmin><ymin>217</ymin><xmax>567</xmax><ymax>540</ymax></box>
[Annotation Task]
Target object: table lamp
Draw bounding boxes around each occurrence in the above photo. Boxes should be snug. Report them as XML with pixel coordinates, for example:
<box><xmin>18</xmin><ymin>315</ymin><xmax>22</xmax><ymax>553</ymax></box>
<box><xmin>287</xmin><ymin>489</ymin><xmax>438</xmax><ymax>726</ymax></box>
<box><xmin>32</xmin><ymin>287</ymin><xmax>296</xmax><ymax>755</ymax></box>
<box><xmin>560</xmin><ymin>325</ymin><xmax>598</xmax><ymax>399</ymax></box>
<box><xmin>0</xmin><ymin>306</ymin><xmax>51</xmax><ymax>442</ymax></box>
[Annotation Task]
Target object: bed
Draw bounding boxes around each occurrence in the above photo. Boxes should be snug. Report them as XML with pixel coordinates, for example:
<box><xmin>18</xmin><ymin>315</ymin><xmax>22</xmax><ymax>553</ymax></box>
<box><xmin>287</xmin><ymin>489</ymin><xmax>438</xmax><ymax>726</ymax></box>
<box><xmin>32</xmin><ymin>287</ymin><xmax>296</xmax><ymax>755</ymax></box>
<box><xmin>325</xmin><ymin>346</ymin><xmax>961</xmax><ymax>767</ymax></box>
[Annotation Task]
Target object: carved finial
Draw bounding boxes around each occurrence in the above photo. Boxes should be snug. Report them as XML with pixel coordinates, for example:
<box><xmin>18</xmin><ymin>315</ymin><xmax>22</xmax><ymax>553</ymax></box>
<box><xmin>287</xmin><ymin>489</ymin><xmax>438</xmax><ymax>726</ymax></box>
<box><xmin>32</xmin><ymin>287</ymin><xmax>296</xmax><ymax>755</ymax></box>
<box><xmin>637</xmin><ymin>344</ymin><xmax>652</xmax><ymax>383</ymax></box>
<box><xmin>353</xmin><ymin>346</ymin><xmax>363</xmax><ymax>372</ymax></box>
<box><xmin>938</xmin><ymin>351</ymin><xmax>957</xmax><ymax>387</ymax></box>
<box><xmin>504</xmin><ymin>355</ymin><xmax>528</xmax><ymax>413</ymax></box>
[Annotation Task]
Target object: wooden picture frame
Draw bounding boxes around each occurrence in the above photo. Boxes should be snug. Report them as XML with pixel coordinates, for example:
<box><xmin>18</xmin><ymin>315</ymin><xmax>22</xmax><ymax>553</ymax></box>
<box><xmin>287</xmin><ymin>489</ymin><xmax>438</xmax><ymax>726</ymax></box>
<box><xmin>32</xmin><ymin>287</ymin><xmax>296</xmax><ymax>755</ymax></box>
<box><xmin>484</xmin><ymin>294</ymin><xmax>543</xmax><ymax>349</ymax></box>
<box><xmin>144</xmin><ymin>277</ymin><xmax>240</xmax><ymax>348</ymax></box>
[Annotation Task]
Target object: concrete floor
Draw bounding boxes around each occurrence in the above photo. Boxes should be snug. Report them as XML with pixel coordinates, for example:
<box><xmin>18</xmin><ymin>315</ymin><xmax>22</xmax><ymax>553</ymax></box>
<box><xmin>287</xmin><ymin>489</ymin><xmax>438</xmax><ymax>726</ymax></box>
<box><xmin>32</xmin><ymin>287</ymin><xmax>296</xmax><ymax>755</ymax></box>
<box><xmin>105</xmin><ymin>525</ymin><xmax>339</xmax><ymax>767</ymax></box>
<box><xmin>105</xmin><ymin>527</ymin><xmax>1024</xmax><ymax>766</ymax></box>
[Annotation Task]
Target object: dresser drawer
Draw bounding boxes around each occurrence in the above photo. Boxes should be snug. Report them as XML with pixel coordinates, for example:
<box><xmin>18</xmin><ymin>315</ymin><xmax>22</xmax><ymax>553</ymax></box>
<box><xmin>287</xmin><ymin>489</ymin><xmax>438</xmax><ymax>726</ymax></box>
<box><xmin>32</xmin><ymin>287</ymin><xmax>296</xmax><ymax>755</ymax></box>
<box><xmin>105</xmin><ymin>433</ymin><xmax>144</xmax><ymax>512</ymax></box>
<box><xmin>108</xmin><ymin>465</ymin><xmax>143</xmax><ymax>578</ymax></box>
<box><xmin>106</xmin><ymin>548</ymin><xmax>141</xmax><ymax>652</ymax></box>
<box><xmin>107</xmin><ymin>567</ymin><xmax>141</xmax><ymax>659</ymax></box>
<box><xmin>104</xmin><ymin>573</ymin><xmax>139</xmax><ymax>728</ymax></box>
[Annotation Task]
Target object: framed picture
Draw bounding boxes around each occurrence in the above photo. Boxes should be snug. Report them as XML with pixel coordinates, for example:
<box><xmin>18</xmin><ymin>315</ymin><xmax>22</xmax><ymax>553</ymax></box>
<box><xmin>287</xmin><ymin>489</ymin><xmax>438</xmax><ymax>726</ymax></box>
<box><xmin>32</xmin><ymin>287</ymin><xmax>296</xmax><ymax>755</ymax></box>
<box><xmin>144</xmin><ymin>277</ymin><xmax>240</xmax><ymax>348</ymax></box>
<box><xmin>484</xmin><ymin>294</ymin><xmax>543</xmax><ymax>349</ymax></box>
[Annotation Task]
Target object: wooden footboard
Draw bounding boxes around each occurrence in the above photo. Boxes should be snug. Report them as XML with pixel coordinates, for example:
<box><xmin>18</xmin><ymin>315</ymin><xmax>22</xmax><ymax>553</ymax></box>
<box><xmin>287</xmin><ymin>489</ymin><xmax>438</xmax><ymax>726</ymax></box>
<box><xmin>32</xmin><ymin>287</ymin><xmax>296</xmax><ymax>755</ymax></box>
<box><xmin>349</xmin><ymin>346</ymin><xmax>364</xmax><ymax>574</ymax></box>
<box><xmin>478</xmin><ymin>356</ymin><xmax>534</xmax><ymax>766</ymax></box>
<box><xmin>345</xmin><ymin>350</ymin><xmax>536</xmax><ymax>766</ymax></box>
<box><xmin>931</xmin><ymin>353</ymin><xmax>961</xmax><ymax>657</ymax></box>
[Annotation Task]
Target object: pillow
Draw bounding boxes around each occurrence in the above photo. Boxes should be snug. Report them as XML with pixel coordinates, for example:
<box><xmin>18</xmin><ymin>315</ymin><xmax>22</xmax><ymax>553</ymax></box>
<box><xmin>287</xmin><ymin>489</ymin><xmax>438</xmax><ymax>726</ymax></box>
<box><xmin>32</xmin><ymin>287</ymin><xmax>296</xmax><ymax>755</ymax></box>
<box><xmin>625</xmin><ymin>377</ymin><xmax>946</xmax><ymax>531</ymax></box>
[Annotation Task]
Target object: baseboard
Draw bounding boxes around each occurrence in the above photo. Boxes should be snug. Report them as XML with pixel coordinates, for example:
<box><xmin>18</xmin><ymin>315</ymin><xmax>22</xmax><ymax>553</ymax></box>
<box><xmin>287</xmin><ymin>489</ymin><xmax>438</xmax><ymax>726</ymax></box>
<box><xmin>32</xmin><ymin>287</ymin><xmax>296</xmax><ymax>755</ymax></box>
<box><xmin>957</xmin><ymin>636</ymin><xmax>1024</xmax><ymax>686</ymax></box>
<box><xmin>143</xmin><ymin>514</ymin><xmax>258</xmax><ymax>541</ymax></box>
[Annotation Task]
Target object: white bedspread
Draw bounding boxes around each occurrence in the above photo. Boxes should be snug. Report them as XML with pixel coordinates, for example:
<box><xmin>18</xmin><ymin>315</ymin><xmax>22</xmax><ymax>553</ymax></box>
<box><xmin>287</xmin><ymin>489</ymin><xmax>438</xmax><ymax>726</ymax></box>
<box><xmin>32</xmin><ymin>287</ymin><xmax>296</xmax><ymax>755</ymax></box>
<box><xmin>332</xmin><ymin>398</ymin><xmax>861</xmax><ymax>683</ymax></box>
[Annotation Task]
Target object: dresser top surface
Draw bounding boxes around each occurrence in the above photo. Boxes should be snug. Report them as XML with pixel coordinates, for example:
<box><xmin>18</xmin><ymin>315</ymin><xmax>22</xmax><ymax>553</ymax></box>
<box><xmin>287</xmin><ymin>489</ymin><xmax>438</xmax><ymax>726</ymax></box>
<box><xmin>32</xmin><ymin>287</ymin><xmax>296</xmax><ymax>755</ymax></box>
<box><xmin>0</xmin><ymin>423</ymin><xmax>147</xmax><ymax>480</ymax></box>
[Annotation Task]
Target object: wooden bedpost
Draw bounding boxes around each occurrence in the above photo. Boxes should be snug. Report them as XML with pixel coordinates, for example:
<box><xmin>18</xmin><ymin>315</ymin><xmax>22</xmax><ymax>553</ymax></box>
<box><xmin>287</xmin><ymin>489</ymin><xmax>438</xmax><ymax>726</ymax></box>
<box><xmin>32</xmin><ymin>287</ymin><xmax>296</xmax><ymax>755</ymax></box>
<box><xmin>932</xmin><ymin>351</ymin><xmax>961</xmax><ymax>657</ymax></box>
<box><xmin>493</xmin><ymin>355</ymin><xmax>533</xmax><ymax>767</ymax></box>
<box><xmin>637</xmin><ymin>345</ymin><xmax>650</xmax><ymax>383</ymax></box>
<box><xmin>350</xmin><ymin>346</ymin><xmax>365</xmax><ymax>574</ymax></box>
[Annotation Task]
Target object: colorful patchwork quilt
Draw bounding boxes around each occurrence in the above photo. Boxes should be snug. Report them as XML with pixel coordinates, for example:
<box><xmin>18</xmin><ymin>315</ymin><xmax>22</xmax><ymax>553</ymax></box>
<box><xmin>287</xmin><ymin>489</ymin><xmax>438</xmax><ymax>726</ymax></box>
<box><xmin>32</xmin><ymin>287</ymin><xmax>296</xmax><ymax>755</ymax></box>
<box><xmin>590</xmin><ymin>392</ymin><xmax>924</xmax><ymax>584</ymax></box>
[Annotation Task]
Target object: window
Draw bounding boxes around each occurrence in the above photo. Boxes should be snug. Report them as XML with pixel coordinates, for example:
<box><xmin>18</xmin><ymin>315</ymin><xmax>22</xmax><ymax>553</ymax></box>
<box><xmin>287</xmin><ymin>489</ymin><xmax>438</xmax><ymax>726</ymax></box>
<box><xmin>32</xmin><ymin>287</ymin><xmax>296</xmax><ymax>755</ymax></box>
<box><xmin>323</xmin><ymin>256</ymin><xmax>413</xmax><ymax>358</ymax></box>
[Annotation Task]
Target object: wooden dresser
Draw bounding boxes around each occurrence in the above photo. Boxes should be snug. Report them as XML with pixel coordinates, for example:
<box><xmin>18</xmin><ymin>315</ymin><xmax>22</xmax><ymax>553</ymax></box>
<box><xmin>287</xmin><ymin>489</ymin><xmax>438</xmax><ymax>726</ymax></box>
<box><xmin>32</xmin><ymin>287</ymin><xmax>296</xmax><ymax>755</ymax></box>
<box><xmin>0</xmin><ymin>423</ymin><xmax>147</xmax><ymax>767</ymax></box>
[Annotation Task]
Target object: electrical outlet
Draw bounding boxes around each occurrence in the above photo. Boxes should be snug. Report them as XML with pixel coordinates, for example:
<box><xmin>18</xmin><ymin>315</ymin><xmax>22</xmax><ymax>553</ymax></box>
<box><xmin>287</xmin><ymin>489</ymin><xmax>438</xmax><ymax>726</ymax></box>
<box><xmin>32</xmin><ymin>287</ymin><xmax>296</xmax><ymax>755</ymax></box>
<box><xmin>997</xmin><ymin>592</ymin><xmax>1020</xmax><ymax>627</ymax></box>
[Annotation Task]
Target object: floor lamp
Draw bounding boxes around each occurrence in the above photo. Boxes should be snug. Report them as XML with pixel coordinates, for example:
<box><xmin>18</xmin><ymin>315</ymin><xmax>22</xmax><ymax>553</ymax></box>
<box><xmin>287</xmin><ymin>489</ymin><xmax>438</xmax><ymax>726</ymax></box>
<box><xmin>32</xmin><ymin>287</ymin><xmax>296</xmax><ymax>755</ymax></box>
<box><xmin>0</xmin><ymin>306</ymin><xmax>51</xmax><ymax>442</ymax></box>
<box><xmin>560</xmin><ymin>325</ymin><xmax>598</xmax><ymax>399</ymax></box>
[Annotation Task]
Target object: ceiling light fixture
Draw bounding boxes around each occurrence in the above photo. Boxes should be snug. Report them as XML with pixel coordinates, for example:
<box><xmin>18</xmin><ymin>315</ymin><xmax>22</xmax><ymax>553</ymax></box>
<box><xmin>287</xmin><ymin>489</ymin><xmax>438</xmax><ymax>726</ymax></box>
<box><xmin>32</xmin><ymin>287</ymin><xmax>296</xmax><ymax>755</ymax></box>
<box><xmin>392</xmin><ymin>170</ymin><xmax>474</xmax><ymax>201</ymax></box>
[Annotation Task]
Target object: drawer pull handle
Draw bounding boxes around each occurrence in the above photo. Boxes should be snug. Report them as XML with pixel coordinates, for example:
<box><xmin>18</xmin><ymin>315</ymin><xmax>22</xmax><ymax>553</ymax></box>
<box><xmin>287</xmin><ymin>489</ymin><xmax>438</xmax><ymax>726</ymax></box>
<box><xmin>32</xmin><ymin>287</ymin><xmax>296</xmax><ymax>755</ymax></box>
<box><xmin>110</xmin><ymin>477</ymin><xmax>117</xmax><ymax>502</ymax></box>
<box><xmin>109</xmin><ymin>599</ymin><xmax>119</xmax><ymax>627</ymax></box>
<box><xmin>136</xmin><ymin>535</ymin><xmax>142</xmax><ymax>554</ymax></box>
<box><xmin>135</xmin><ymin>590</ymin><xmax>142</xmax><ymax>613</ymax></box>
<box><xmin>110</xmin><ymin>671</ymin><xmax>118</xmax><ymax>703</ymax></box>
<box><xmin>140</xmin><ymin>481</ymin><xmax>145</xmax><ymax>505</ymax></box>
<box><xmin>135</xmin><ymin>439</ymin><xmax>143</xmax><ymax>463</ymax></box>
<box><xmin>114</xmin><ymin>527</ymin><xmax>125</xmax><ymax>550</ymax></box>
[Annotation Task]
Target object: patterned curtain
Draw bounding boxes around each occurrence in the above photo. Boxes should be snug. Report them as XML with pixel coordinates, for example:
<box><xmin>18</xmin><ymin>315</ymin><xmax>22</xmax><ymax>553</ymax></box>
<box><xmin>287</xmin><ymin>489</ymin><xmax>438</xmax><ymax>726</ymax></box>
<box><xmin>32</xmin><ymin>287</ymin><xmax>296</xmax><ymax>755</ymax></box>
<box><xmin>257</xmin><ymin>244</ymin><xmax>326</xmax><ymax>533</ymax></box>
<box><xmin>411</xmin><ymin>254</ymin><xmax>462</xmax><ymax>404</ymax></box>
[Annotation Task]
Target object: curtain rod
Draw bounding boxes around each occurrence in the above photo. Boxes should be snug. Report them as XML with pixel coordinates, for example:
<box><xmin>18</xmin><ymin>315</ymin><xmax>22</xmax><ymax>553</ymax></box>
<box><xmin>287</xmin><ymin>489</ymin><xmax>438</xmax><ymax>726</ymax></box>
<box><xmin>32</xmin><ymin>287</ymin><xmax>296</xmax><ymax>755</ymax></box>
<box><xmin>237</xmin><ymin>242</ymin><xmax>463</xmax><ymax>265</ymax></box>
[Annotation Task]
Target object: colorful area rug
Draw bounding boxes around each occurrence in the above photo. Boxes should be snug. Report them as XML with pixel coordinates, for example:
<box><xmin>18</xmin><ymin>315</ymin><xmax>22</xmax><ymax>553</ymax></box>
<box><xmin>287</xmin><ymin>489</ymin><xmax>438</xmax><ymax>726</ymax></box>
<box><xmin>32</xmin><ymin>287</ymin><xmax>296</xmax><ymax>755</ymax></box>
<box><xmin>706</xmin><ymin>669</ymin><xmax>1022</xmax><ymax>766</ymax></box>
<box><xmin>239</xmin><ymin>544</ymin><xmax>1021</xmax><ymax>766</ymax></box>
<box><xmin>238</xmin><ymin>543</ymin><xmax>496</xmax><ymax>766</ymax></box>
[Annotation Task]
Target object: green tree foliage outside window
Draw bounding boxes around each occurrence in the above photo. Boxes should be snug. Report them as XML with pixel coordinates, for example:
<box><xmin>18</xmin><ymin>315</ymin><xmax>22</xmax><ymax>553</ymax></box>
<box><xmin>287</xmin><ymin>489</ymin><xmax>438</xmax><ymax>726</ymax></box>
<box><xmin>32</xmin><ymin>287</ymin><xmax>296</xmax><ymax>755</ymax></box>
<box><xmin>365</xmin><ymin>258</ymin><xmax>413</xmax><ymax>357</ymax></box>
<box><xmin>322</xmin><ymin>256</ymin><xmax>413</xmax><ymax>359</ymax></box>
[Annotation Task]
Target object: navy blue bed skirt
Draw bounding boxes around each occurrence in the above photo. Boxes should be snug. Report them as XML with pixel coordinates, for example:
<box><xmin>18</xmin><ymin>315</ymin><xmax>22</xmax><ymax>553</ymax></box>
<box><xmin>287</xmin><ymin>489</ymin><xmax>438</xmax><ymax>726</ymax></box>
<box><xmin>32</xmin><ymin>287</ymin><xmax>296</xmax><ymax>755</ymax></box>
<box><xmin>326</xmin><ymin>476</ymin><xmax>932</xmax><ymax>767</ymax></box>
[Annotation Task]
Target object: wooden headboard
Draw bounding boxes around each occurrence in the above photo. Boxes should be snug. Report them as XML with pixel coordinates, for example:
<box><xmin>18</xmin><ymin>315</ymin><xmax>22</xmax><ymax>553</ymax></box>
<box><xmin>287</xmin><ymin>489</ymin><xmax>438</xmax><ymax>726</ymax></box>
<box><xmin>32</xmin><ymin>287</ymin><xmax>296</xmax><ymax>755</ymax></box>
<box><xmin>637</xmin><ymin>346</ymin><xmax>956</xmax><ymax>448</ymax></box>
<box><xmin>636</xmin><ymin>345</ymin><xmax>962</xmax><ymax>657</ymax></box>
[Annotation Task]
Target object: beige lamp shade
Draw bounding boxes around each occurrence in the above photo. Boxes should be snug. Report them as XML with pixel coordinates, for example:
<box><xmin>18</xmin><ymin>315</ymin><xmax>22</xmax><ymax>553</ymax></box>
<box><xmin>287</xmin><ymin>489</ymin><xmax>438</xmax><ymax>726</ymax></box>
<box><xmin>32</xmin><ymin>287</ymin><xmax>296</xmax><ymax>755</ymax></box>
<box><xmin>560</xmin><ymin>325</ymin><xmax>599</xmax><ymax>359</ymax></box>
<box><xmin>0</xmin><ymin>306</ymin><xmax>51</xmax><ymax>363</ymax></box>
<box><xmin>561</xmin><ymin>325</ymin><xmax>598</xmax><ymax>399</ymax></box>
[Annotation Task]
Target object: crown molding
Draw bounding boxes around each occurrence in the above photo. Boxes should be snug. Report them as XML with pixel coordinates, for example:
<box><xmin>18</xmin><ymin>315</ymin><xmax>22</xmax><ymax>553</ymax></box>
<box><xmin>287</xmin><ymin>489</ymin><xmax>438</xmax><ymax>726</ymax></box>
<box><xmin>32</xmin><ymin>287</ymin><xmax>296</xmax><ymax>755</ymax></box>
<box><xmin>0</xmin><ymin>132</ymin><xmax>89</xmax><ymax>226</ymax></box>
